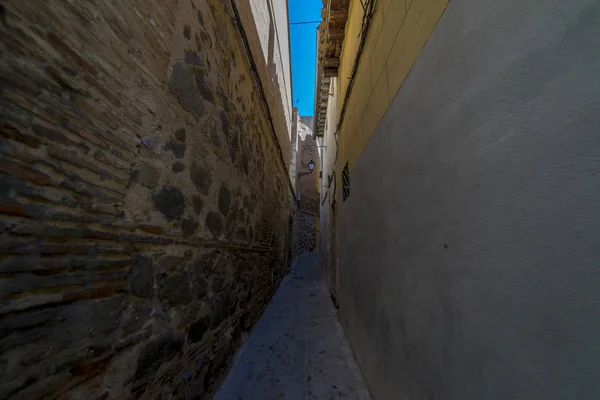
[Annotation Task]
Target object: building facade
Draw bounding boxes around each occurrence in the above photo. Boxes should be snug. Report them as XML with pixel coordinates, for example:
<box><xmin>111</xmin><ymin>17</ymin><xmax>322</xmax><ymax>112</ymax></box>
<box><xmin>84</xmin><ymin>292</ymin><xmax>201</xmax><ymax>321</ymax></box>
<box><xmin>316</xmin><ymin>0</ymin><xmax>600</xmax><ymax>399</ymax></box>
<box><xmin>0</xmin><ymin>0</ymin><xmax>294</xmax><ymax>399</ymax></box>
<box><xmin>293</xmin><ymin>114</ymin><xmax>321</xmax><ymax>255</ymax></box>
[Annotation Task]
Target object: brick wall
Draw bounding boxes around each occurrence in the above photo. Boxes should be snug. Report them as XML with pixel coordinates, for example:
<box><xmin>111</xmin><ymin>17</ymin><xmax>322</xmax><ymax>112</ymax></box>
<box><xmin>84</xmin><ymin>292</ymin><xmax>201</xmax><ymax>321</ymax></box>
<box><xmin>0</xmin><ymin>0</ymin><xmax>294</xmax><ymax>398</ymax></box>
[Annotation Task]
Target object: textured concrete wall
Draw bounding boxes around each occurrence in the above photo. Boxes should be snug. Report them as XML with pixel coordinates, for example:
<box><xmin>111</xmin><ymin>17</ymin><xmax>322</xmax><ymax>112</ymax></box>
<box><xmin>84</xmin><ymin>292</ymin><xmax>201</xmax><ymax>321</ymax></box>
<box><xmin>339</xmin><ymin>0</ymin><xmax>600</xmax><ymax>399</ymax></box>
<box><xmin>0</xmin><ymin>0</ymin><xmax>294</xmax><ymax>398</ymax></box>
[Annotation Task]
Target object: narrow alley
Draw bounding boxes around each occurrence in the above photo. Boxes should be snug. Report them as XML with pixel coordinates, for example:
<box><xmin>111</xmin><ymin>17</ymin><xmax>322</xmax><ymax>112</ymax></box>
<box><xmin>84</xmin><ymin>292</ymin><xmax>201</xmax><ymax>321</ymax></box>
<box><xmin>214</xmin><ymin>254</ymin><xmax>371</xmax><ymax>400</ymax></box>
<box><xmin>2</xmin><ymin>0</ymin><xmax>600</xmax><ymax>398</ymax></box>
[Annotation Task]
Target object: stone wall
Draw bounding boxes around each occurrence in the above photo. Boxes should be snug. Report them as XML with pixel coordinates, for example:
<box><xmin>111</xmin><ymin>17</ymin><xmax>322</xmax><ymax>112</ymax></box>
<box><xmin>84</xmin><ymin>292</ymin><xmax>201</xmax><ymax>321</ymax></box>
<box><xmin>294</xmin><ymin>210</ymin><xmax>318</xmax><ymax>255</ymax></box>
<box><xmin>294</xmin><ymin>126</ymin><xmax>320</xmax><ymax>255</ymax></box>
<box><xmin>296</xmin><ymin>128</ymin><xmax>320</xmax><ymax>205</ymax></box>
<box><xmin>0</xmin><ymin>0</ymin><xmax>294</xmax><ymax>399</ymax></box>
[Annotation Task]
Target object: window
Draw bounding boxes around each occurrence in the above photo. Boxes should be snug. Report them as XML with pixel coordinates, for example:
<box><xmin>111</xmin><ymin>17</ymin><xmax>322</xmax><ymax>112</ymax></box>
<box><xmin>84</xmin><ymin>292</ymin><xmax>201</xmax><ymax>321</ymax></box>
<box><xmin>342</xmin><ymin>163</ymin><xmax>350</xmax><ymax>202</ymax></box>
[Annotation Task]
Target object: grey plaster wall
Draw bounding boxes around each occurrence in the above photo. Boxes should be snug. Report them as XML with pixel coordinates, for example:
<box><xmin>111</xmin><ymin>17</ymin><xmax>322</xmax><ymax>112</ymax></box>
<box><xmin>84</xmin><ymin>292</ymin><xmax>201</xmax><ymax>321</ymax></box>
<box><xmin>339</xmin><ymin>1</ymin><xmax>600</xmax><ymax>399</ymax></box>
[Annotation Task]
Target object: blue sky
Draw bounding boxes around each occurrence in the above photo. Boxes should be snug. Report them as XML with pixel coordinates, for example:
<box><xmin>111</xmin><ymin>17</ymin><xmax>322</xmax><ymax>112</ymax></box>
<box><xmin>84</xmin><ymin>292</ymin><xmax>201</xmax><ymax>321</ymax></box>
<box><xmin>289</xmin><ymin>0</ymin><xmax>322</xmax><ymax>116</ymax></box>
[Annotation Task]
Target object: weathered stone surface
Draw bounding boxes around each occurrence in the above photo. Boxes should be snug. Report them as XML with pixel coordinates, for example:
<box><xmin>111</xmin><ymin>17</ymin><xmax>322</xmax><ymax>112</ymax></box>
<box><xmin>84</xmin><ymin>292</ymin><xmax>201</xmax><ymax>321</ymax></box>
<box><xmin>247</xmin><ymin>196</ymin><xmax>257</xmax><ymax>213</ymax></box>
<box><xmin>193</xmin><ymin>195</ymin><xmax>204</xmax><ymax>214</ymax></box>
<box><xmin>190</xmin><ymin>162</ymin><xmax>212</xmax><ymax>195</ymax></box>
<box><xmin>157</xmin><ymin>255</ymin><xmax>185</xmax><ymax>275</ymax></box>
<box><xmin>219</xmin><ymin>111</ymin><xmax>230</xmax><ymax>137</ymax></box>
<box><xmin>210</xmin><ymin>295</ymin><xmax>233</xmax><ymax>328</ymax></box>
<box><xmin>174</xmin><ymin>128</ymin><xmax>187</xmax><ymax>142</ymax></box>
<box><xmin>224</xmin><ymin>214</ymin><xmax>237</xmax><ymax>238</ymax></box>
<box><xmin>195</xmin><ymin>73</ymin><xmax>215</xmax><ymax>103</ymax></box>
<box><xmin>192</xmin><ymin>251</ymin><xmax>218</xmax><ymax>276</ymax></box>
<box><xmin>295</xmin><ymin>210</ymin><xmax>317</xmax><ymax>254</ymax></box>
<box><xmin>197</xmin><ymin>9</ymin><xmax>205</xmax><ymax>26</ymax></box>
<box><xmin>206</xmin><ymin>212</ymin><xmax>223</xmax><ymax>237</ymax></box>
<box><xmin>121</xmin><ymin>299</ymin><xmax>152</xmax><ymax>334</ymax></box>
<box><xmin>172</xmin><ymin>162</ymin><xmax>185</xmax><ymax>173</ymax></box>
<box><xmin>141</xmin><ymin>134</ymin><xmax>161</xmax><ymax>153</ymax></box>
<box><xmin>192</xmin><ymin>272</ymin><xmax>209</xmax><ymax>298</ymax></box>
<box><xmin>218</xmin><ymin>185</ymin><xmax>231</xmax><ymax>216</ymax></box>
<box><xmin>169</xmin><ymin>61</ymin><xmax>204</xmax><ymax>120</ymax></box>
<box><xmin>241</xmin><ymin>152</ymin><xmax>249</xmax><ymax>175</ymax></box>
<box><xmin>160</xmin><ymin>272</ymin><xmax>192</xmax><ymax>305</ymax></box>
<box><xmin>0</xmin><ymin>0</ymin><xmax>295</xmax><ymax>398</ymax></box>
<box><xmin>151</xmin><ymin>186</ymin><xmax>186</xmax><ymax>221</ymax></box>
<box><xmin>133</xmin><ymin>333</ymin><xmax>184</xmax><ymax>389</ymax></box>
<box><xmin>131</xmin><ymin>162</ymin><xmax>161</xmax><ymax>188</ymax></box>
<box><xmin>126</xmin><ymin>255</ymin><xmax>154</xmax><ymax>298</ymax></box>
<box><xmin>217</xmin><ymin>87</ymin><xmax>230</xmax><ymax>112</ymax></box>
<box><xmin>164</xmin><ymin>140</ymin><xmax>186</xmax><ymax>159</ymax></box>
<box><xmin>188</xmin><ymin>317</ymin><xmax>209</xmax><ymax>343</ymax></box>
<box><xmin>181</xmin><ymin>217</ymin><xmax>199</xmax><ymax>237</ymax></box>
<box><xmin>184</xmin><ymin>51</ymin><xmax>203</xmax><ymax>67</ymax></box>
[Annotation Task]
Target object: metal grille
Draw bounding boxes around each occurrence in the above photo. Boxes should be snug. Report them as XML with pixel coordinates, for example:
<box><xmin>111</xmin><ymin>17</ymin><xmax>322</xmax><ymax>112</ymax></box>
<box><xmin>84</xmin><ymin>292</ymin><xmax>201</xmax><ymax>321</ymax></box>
<box><xmin>342</xmin><ymin>163</ymin><xmax>350</xmax><ymax>201</ymax></box>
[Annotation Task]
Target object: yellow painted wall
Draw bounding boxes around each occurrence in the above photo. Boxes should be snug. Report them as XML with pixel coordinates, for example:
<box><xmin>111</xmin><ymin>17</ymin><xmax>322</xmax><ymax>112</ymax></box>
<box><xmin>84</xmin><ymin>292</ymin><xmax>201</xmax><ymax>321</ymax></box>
<box><xmin>336</xmin><ymin>0</ymin><xmax>448</xmax><ymax>175</ymax></box>
<box><xmin>336</xmin><ymin>0</ymin><xmax>364</xmax><ymax>115</ymax></box>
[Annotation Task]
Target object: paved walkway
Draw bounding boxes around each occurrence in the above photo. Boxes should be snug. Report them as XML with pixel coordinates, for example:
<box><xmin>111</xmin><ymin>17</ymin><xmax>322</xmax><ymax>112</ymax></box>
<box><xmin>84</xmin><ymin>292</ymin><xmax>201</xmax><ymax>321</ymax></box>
<box><xmin>214</xmin><ymin>254</ymin><xmax>371</xmax><ymax>400</ymax></box>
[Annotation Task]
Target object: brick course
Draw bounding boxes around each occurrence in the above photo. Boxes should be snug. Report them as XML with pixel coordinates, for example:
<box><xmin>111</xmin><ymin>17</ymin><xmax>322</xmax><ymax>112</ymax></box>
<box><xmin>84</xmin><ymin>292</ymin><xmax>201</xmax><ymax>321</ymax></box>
<box><xmin>0</xmin><ymin>0</ymin><xmax>294</xmax><ymax>398</ymax></box>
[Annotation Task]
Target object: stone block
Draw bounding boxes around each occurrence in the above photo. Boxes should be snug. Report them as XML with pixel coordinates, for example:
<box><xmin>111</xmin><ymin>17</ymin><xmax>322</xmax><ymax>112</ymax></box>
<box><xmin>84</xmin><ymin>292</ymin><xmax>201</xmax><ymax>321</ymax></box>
<box><xmin>206</xmin><ymin>212</ymin><xmax>223</xmax><ymax>237</ymax></box>
<box><xmin>131</xmin><ymin>162</ymin><xmax>161</xmax><ymax>188</ymax></box>
<box><xmin>160</xmin><ymin>272</ymin><xmax>193</xmax><ymax>305</ymax></box>
<box><xmin>190</xmin><ymin>162</ymin><xmax>212</xmax><ymax>195</ymax></box>
<box><xmin>164</xmin><ymin>140</ymin><xmax>186</xmax><ymax>159</ymax></box>
<box><xmin>172</xmin><ymin>162</ymin><xmax>185</xmax><ymax>173</ymax></box>
<box><xmin>192</xmin><ymin>195</ymin><xmax>204</xmax><ymax>214</ymax></box>
<box><xmin>188</xmin><ymin>317</ymin><xmax>209</xmax><ymax>343</ymax></box>
<box><xmin>181</xmin><ymin>217</ymin><xmax>199</xmax><ymax>237</ymax></box>
<box><xmin>133</xmin><ymin>333</ymin><xmax>184</xmax><ymax>390</ymax></box>
<box><xmin>151</xmin><ymin>186</ymin><xmax>186</xmax><ymax>221</ymax></box>
<box><xmin>126</xmin><ymin>255</ymin><xmax>154</xmax><ymax>298</ymax></box>
<box><xmin>169</xmin><ymin>61</ymin><xmax>205</xmax><ymax>120</ymax></box>
<box><xmin>174</xmin><ymin>128</ymin><xmax>187</xmax><ymax>142</ymax></box>
<box><xmin>218</xmin><ymin>184</ymin><xmax>231</xmax><ymax>216</ymax></box>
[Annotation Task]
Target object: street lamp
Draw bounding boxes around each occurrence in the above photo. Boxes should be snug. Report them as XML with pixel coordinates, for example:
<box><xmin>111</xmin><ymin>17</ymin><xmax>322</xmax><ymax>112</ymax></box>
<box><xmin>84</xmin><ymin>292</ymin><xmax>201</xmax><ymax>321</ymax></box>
<box><xmin>298</xmin><ymin>159</ymin><xmax>315</xmax><ymax>177</ymax></box>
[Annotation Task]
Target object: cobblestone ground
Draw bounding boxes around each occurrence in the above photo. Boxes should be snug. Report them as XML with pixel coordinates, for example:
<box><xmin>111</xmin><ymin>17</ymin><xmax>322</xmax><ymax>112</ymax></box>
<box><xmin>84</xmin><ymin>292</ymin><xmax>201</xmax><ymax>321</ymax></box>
<box><xmin>214</xmin><ymin>254</ymin><xmax>372</xmax><ymax>400</ymax></box>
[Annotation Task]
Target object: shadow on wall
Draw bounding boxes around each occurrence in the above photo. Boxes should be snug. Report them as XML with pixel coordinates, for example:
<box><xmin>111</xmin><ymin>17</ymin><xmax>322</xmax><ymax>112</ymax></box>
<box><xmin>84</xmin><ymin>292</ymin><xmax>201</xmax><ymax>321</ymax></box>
<box><xmin>0</xmin><ymin>0</ymin><xmax>294</xmax><ymax>399</ymax></box>
<box><xmin>294</xmin><ymin>120</ymin><xmax>320</xmax><ymax>255</ymax></box>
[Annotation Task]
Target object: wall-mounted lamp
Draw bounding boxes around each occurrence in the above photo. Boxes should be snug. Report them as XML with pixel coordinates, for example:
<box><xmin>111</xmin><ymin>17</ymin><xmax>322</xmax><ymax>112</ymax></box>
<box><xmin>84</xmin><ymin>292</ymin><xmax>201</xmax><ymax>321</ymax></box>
<box><xmin>298</xmin><ymin>159</ymin><xmax>315</xmax><ymax>177</ymax></box>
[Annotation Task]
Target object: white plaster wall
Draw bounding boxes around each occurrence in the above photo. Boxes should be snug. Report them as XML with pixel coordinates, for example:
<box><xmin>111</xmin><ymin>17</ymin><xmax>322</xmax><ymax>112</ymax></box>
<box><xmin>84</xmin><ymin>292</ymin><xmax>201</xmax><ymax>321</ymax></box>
<box><xmin>249</xmin><ymin>0</ymin><xmax>292</xmax><ymax>139</ymax></box>
<box><xmin>271</xmin><ymin>0</ymin><xmax>292</xmax><ymax>122</ymax></box>
<box><xmin>319</xmin><ymin>78</ymin><xmax>339</xmax><ymax>294</ymax></box>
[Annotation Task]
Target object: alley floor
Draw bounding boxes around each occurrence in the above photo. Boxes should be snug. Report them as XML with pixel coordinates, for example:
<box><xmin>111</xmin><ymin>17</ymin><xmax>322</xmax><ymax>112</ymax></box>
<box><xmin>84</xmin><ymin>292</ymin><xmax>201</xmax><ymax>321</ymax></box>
<box><xmin>214</xmin><ymin>254</ymin><xmax>372</xmax><ymax>400</ymax></box>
